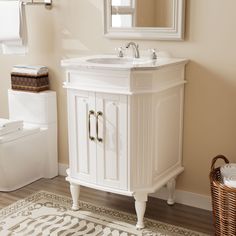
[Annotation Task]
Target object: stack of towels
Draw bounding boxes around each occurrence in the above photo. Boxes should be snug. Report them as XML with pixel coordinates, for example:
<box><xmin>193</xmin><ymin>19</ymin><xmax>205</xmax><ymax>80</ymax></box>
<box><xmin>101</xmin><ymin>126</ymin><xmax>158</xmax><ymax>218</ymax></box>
<box><xmin>0</xmin><ymin>0</ymin><xmax>27</xmax><ymax>55</ymax></box>
<box><xmin>12</xmin><ymin>65</ymin><xmax>49</xmax><ymax>75</ymax></box>
<box><xmin>0</xmin><ymin>119</ymin><xmax>23</xmax><ymax>136</ymax></box>
<box><xmin>221</xmin><ymin>164</ymin><xmax>236</xmax><ymax>188</ymax></box>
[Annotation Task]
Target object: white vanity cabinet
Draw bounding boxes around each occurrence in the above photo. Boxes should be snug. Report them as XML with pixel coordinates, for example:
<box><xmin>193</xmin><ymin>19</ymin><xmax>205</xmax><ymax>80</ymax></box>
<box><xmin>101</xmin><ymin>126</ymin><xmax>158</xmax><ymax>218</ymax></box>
<box><xmin>62</xmin><ymin>55</ymin><xmax>188</xmax><ymax>229</ymax></box>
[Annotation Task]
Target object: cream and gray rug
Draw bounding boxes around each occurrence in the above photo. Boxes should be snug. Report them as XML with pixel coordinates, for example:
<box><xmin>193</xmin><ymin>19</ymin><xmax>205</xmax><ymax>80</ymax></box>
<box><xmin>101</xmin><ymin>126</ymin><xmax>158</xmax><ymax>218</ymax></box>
<box><xmin>0</xmin><ymin>191</ymin><xmax>208</xmax><ymax>236</ymax></box>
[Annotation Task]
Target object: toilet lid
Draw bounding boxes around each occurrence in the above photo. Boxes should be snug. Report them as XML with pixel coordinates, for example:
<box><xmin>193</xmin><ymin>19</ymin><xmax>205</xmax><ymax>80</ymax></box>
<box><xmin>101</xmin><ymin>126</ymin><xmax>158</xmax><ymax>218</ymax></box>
<box><xmin>0</xmin><ymin>124</ymin><xmax>40</xmax><ymax>144</ymax></box>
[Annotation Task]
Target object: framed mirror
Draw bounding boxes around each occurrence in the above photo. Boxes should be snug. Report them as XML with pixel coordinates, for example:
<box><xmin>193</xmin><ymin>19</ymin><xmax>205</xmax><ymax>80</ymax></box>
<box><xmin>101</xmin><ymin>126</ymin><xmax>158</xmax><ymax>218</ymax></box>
<box><xmin>104</xmin><ymin>0</ymin><xmax>186</xmax><ymax>40</ymax></box>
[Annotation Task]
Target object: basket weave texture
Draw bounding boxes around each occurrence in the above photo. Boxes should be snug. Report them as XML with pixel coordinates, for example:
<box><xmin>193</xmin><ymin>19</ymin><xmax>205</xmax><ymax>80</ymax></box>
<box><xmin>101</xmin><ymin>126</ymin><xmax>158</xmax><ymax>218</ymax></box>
<box><xmin>11</xmin><ymin>73</ymin><xmax>49</xmax><ymax>92</ymax></box>
<box><xmin>210</xmin><ymin>155</ymin><xmax>236</xmax><ymax>235</ymax></box>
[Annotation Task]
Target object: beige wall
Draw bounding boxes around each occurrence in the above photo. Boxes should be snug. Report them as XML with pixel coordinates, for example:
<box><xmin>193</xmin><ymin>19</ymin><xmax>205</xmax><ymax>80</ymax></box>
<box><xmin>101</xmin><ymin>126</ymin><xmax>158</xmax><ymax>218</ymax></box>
<box><xmin>1</xmin><ymin>0</ymin><xmax>236</xmax><ymax>196</ymax></box>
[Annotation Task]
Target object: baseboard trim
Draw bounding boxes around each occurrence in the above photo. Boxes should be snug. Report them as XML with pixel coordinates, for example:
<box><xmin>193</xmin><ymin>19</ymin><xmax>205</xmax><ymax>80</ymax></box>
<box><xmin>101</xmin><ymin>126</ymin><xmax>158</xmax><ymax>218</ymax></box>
<box><xmin>150</xmin><ymin>188</ymin><xmax>212</xmax><ymax>211</ymax></box>
<box><xmin>58</xmin><ymin>163</ymin><xmax>68</xmax><ymax>177</ymax></box>
<box><xmin>58</xmin><ymin>163</ymin><xmax>212</xmax><ymax>211</ymax></box>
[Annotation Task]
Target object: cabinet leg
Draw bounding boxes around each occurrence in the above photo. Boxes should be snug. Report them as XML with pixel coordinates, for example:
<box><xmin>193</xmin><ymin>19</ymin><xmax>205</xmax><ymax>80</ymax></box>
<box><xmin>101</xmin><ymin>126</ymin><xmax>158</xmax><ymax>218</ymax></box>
<box><xmin>70</xmin><ymin>183</ymin><xmax>80</xmax><ymax>211</ymax></box>
<box><xmin>134</xmin><ymin>192</ymin><xmax>148</xmax><ymax>229</ymax></box>
<box><xmin>167</xmin><ymin>178</ymin><xmax>176</xmax><ymax>205</ymax></box>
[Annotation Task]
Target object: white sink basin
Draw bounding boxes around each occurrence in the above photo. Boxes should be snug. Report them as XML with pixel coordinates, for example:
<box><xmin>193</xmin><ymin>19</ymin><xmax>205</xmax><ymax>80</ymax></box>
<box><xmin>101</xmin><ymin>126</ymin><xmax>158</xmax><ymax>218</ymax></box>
<box><xmin>86</xmin><ymin>57</ymin><xmax>152</xmax><ymax>65</ymax></box>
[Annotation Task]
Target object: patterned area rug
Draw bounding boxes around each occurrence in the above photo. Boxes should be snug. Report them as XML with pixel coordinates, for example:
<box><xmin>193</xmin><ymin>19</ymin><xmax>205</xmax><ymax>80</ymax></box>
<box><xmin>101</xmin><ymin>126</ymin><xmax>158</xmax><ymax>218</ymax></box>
<box><xmin>0</xmin><ymin>191</ymin><xmax>208</xmax><ymax>236</ymax></box>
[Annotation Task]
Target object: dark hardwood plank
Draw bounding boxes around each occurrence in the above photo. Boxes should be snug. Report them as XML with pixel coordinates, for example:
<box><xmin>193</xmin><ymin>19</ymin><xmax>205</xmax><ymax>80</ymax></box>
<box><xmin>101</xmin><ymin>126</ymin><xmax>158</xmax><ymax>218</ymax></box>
<box><xmin>0</xmin><ymin>176</ymin><xmax>214</xmax><ymax>235</ymax></box>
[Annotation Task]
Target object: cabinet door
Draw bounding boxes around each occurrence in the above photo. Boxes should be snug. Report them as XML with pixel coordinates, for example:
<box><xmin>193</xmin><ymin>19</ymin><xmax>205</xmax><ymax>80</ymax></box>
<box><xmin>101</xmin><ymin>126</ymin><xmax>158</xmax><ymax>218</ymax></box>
<box><xmin>96</xmin><ymin>93</ymin><xmax>128</xmax><ymax>190</ymax></box>
<box><xmin>67</xmin><ymin>90</ymin><xmax>97</xmax><ymax>183</ymax></box>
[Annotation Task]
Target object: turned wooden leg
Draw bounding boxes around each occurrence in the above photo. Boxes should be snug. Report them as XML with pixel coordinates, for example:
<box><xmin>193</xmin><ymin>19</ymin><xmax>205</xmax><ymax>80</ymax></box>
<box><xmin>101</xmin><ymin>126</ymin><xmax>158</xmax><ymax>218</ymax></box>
<box><xmin>134</xmin><ymin>192</ymin><xmax>148</xmax><ymax>229</ymax></box>
<box><xmin>70</xmin><ymin>183</ymin><xmax>80</xmax><ymax>211</ymax></box>
<box><xmin>167</xmin><ymin>178</ymin><xmax>176</xmax><ymax>205</ymax></box>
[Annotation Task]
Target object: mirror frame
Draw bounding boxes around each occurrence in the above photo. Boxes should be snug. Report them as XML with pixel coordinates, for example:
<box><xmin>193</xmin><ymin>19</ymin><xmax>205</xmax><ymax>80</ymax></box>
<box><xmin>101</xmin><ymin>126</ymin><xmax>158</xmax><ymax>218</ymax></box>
<box><xmin>104</xmin><ymin>0</ymin><xmax>186</xmax><ymax>40</ymax></box>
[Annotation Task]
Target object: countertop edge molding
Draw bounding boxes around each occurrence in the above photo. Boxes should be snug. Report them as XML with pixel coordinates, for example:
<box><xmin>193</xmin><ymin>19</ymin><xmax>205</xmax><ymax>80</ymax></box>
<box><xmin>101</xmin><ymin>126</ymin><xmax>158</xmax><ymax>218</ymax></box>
<box><xmin>63</xmin><ymin>80</ymin><xmax>186</xmax><ymax>95</ymax></box>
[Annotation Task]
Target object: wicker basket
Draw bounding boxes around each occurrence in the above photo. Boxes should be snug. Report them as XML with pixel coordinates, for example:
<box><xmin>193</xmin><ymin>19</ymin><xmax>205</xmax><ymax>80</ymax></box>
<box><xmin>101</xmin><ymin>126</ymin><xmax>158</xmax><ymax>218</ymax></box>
<box><xmin>11</xmin><ymin>73</ymin><xmax>49</xmax><ymax>92</ymax></box>
<box><xmin>210</xmin><ymin>155</ymin><xmax>236</xmax><ymax>235</ymax></box>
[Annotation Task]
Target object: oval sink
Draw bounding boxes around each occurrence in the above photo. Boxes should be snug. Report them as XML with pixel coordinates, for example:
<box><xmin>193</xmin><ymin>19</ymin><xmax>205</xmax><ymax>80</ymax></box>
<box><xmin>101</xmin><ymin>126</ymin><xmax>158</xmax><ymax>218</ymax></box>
<box><xmin>86</xmin><ymin>57</ymin><xmax>152</xmax><ymax>65</ymax></box>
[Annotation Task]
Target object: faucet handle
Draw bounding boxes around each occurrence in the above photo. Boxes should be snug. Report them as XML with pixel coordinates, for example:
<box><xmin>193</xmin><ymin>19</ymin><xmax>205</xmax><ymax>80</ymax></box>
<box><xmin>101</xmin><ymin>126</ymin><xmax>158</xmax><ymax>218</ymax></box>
<box><xmin>149</xmin><ymin>48</ymin><xmax>158</xmax><ymax>60</ymax></box>
<box><xmin>115</xmin><ymin>47</ymin><xmax>125</xmax><ymax>58</ymax></box>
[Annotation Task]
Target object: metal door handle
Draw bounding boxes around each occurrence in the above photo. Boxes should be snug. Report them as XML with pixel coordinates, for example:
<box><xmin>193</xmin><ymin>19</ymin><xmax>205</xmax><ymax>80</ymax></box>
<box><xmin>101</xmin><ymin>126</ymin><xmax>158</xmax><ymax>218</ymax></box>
<box><xmin>96</xmin><ymin>111</ymin><xmax>103</xmax><ymax>142</ymax></box>
<box><xmin>88</xmin><ymin>110</ymin><xmax>95</xmax><ymax>141</ymax></box>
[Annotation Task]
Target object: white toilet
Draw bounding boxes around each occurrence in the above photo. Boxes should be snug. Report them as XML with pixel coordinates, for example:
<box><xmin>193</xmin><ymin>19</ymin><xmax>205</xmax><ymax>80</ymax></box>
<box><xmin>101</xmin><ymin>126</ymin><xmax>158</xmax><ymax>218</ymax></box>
<box><xmin>0</xmin><ymin>89</ymin><xmax>58</xmax><ymax>191</ymax></box>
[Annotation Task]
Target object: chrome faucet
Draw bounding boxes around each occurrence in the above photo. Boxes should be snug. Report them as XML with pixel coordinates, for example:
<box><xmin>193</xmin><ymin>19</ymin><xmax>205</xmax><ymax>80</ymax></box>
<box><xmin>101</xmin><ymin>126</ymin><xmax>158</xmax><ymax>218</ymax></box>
<box><xmin>125</xmin><ymin>42</ymin><xmax>140</xmax><ymax>58</ymax></box>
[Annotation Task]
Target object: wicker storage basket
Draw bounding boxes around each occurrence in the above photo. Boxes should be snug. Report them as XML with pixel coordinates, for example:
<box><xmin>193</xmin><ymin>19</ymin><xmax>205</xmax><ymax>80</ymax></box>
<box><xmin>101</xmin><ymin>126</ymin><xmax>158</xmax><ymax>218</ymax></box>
<box><xmin>11</xmin><ymin>73</ymin><xmax>49</xmax><ymax>92</ymax></box>
<box><xmin>210</xmin><ymin>155</ymin><xmax>236</xmax><ymax>235</ymax></box>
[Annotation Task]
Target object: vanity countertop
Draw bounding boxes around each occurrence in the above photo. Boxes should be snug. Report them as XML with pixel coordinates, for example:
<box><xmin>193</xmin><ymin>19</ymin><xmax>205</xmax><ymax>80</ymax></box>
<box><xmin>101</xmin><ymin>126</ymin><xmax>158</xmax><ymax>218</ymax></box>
<box><xmin>61</xmin><ymin>55</ymin><xmax>188</xmax><ymax>71</ymax></box>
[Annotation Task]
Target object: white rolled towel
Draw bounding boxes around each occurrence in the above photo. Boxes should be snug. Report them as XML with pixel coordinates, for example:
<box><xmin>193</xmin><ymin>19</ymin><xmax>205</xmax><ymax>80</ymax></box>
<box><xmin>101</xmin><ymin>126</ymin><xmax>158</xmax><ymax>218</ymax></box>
<box><xmin>221</xmin><ymin>163</ymin><xmax>236</xmax><ymax>188</ymax></box>
<box><xmin>0</xmin><ymin>1</ymin><xmax>28</xmax><ymax>55</ymax></box>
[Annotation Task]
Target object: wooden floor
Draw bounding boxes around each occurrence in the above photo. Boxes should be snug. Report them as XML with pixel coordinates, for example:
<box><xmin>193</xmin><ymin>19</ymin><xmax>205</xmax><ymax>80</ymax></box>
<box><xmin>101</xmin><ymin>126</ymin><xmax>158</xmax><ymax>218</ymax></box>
<box><xmin>0</xmin><ymin>176</ymin><xmax>214</xmax><ymax>235</ymax></box>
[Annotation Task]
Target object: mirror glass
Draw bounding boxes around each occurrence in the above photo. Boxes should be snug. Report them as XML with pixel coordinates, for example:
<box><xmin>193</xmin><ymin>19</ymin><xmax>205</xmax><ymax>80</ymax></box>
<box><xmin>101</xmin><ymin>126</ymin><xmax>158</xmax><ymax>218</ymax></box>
<box><xmin>111</xmin><ymin>0</ymin><xmax>173</xmax><ymax>28</ymax></box>
<box><xmin>104</xmin><ymin>0</ymin><xmax>185</xmax><ymax>40</ymax></box>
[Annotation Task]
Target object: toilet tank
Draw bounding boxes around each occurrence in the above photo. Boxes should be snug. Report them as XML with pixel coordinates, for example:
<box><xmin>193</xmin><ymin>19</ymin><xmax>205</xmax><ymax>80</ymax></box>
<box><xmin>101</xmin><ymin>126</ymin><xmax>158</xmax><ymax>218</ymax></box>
<box><xmin>8</xmin><ymin>89</ymin><xmax>57</xmax><ymax>125</ymax></box>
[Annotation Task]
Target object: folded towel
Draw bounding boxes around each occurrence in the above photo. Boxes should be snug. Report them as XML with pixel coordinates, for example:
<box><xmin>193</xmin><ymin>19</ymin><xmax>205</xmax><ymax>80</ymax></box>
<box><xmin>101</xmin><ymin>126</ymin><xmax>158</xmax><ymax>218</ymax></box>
<box><xmin>0</xmin><ymin>1</ymin><xmax>20</xmax><ymax>41</ymax></box>
<box><xmin>0</xmin><ymin>118</ymin><xmax>24</xmax><ymax>136</ymax></box>
<box><xmin>0</xmin><ymin>1</ymin><xmax>28</xmax><ymax>55</ymax></box>
<box><xmin>12</xmin><ymin>65</ymin><xmax>49</xmax><ymax>75</ymax></box>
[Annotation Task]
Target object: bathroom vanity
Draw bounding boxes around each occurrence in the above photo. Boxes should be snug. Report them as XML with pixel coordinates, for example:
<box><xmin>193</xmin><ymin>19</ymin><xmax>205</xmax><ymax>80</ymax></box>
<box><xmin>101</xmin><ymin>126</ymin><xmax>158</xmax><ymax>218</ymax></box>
<box><xmin>62</xmin><ymin>55</ymin><xmax>188</xmax><ymax>228</ymax></box>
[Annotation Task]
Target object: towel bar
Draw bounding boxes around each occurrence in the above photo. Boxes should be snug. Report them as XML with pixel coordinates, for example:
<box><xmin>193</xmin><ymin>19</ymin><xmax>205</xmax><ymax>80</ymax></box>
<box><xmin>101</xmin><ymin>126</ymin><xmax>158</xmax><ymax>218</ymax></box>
<box><xmin>22</xmin><ymin>0</ymin><xmax>52</xmax><ymax>9</ymax></box>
